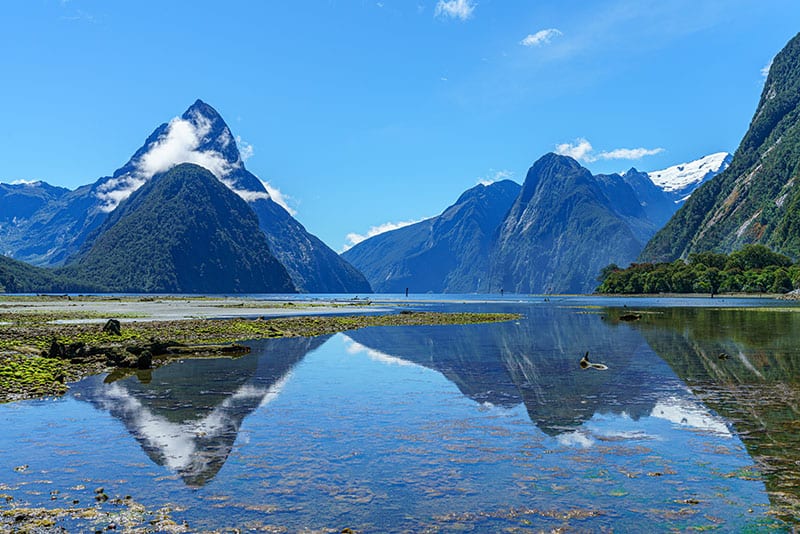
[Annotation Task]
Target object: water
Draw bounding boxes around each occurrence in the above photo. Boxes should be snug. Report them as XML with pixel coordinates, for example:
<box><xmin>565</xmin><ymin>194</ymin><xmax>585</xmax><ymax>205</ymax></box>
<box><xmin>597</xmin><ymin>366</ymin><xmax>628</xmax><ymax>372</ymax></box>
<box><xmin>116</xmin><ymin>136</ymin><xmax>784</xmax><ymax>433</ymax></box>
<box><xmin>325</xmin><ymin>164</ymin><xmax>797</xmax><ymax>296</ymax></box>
<box><xmin>2</xmin><ymin>298</ymin><xmax>798</xmax><ymax>531</ymax></box>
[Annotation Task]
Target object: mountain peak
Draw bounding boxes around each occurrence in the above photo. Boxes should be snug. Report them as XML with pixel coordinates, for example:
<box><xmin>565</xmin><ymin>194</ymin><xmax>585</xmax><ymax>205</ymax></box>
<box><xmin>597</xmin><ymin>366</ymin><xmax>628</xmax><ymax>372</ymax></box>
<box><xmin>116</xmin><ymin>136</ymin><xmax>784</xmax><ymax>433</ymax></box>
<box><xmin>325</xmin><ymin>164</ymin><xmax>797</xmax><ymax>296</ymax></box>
<box><xmin>536</xmin><ymin>152</ymin><xmax>583</xmax><ymax>171</ymax></box>
<box><xmin>517</xmin><ymin>153</ymin><xmax>591</xmax><ymax>206</ymax></box>
<box><xmin>95</xmin><ymin>100</ymin><xmax>252</xmax><ymax>212</ymax></box>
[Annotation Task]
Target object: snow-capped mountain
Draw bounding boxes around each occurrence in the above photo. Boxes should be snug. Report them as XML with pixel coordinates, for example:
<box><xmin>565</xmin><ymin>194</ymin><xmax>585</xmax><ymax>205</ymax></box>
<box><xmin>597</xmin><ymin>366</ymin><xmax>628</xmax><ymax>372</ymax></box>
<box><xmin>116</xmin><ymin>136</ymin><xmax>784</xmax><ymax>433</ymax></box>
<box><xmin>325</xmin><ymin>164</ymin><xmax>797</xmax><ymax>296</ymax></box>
<box><xmin>0</xmin><ymin>100</ymin><xmax>371</xmax><ymax>293</ymax></box>
<box><xmin>96</xmin><ymin>99</ymin><xmax>267</xmax><ymax>213</ymax></box>
<box><xmin>647</xmin><ymin>152</ymin><xmax>732</xmax><ymax>202</ymax></box>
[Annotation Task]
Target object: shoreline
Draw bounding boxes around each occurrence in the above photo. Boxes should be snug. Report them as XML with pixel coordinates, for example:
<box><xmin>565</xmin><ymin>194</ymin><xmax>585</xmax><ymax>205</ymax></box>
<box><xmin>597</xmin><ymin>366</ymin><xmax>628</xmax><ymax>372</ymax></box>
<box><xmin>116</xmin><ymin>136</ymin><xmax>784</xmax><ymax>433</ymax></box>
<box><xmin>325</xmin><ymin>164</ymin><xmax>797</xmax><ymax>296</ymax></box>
<box><xmin>0</xmin><ymin>296</ymin><xmax>519</xmax><ymax>403</ymax></box>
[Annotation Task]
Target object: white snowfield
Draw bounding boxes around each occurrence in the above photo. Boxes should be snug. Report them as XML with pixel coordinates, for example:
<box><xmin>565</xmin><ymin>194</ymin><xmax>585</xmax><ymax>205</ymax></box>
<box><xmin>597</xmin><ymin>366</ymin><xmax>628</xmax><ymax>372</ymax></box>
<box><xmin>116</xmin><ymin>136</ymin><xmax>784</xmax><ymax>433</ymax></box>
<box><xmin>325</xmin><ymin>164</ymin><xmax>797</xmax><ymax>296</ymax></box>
<box><xmin>647</xmin><ymin>152</ymin><xmax>732</xmax><ymax>193</ymax></box>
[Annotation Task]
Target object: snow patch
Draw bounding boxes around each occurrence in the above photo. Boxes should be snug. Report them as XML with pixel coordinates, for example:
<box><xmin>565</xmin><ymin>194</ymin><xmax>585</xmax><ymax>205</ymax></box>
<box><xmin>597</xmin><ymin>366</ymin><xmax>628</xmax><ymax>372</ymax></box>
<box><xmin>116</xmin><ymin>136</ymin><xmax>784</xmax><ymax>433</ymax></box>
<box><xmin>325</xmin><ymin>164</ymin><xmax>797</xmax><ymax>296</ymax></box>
<box><xmin>647</xmin><ymin>152</ymin><xmax>731</xmax><ymax>193</ymax></box>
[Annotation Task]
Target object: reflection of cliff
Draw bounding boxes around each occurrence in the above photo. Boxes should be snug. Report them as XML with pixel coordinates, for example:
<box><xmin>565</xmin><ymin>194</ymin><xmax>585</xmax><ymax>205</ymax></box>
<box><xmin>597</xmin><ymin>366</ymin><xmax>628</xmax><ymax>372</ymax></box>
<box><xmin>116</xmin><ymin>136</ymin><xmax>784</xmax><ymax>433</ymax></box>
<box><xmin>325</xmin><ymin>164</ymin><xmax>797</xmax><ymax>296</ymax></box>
<box><xmin>346</xmin><ymin>306</ymin><xmax>671</xmax><ymax>436</ymax></box>
<box><xmin>72</xmin><ymin>335</ymin><xmax>329</xmax><ymax>487</ymax></box>
<box><xmin>633</xmin><ymin>308</ymin><xmax>800</xmax><ymax>521</ymax></box>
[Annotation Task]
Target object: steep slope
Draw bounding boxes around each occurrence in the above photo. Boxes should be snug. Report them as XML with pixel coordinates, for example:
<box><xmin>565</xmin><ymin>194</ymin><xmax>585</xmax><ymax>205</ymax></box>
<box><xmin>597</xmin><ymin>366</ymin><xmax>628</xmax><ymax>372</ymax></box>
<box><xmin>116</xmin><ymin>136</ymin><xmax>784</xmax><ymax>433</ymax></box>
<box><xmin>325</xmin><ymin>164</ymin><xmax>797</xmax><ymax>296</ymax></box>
<box><xmin>0</xmin><ymin>254</ymin><xmax>100</xmax><ymax>293</ymax></box>
<box><xmin>0</xmin><ymin>181</ymin><xmax>69</xmax><ymax>228</ymax></box>
<box><xmin>641</xmin><ymin>32</ymin><xmax>800</xmax><ymax>261</ymax></box>
<box><xmin>342</xmin><ymin>180</ymin><xmax>521</xmax><ymax>293</ymax></box>
<box><xmin>250</xmin><ymin>198</ymin><xmax>371</xmax><ymax>293</ymax></box>
<box><xmin>68</xmin><ymin>163</ymin><xmax>296</xmax><ymax>293</ymax></box>
<box><xmin>1</xmin><ymin>100</ymin><xmax>370</xmax><ymax>293</ymax></box>
<box><xmin>618</xmin><ymin>168</ymin><xmax>678</xmax><ymax>228</ymax></box>
<box><xmin>488</xmin><ymin>153</ymin><xmax>645</xmax><ymax>294</ymax></box>
<box><xmin>0</xmin><ymin>181</ymin><xmax>69</xmax><ymax>259</ymax></box>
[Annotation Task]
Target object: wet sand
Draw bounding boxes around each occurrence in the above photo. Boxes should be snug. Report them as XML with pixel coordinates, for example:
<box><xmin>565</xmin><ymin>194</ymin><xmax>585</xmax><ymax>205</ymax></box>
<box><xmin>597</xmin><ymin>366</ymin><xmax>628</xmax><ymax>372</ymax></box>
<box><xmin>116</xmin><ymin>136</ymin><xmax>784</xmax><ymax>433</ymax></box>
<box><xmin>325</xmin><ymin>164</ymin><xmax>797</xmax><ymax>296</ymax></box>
<box><xmin>0</xmin><ymin>296</ymin><xmax>387</xmax><ymax>323</ymax></box>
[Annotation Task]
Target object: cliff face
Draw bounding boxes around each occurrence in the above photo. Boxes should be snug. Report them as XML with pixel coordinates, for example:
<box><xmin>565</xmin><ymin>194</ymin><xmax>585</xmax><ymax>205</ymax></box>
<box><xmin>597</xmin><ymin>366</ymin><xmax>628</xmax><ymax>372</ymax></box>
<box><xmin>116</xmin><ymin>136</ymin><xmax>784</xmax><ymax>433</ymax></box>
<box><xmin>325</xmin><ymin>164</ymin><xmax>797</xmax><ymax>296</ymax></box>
<box><xmin>487</xmin><ymin>154</ymin><xmax>646</xmax><ymax>294</ymax></box>
<box><xmin>641</xmin><ymin>32</ymin><xmax>800</xmax><ymax>262</ymax></box>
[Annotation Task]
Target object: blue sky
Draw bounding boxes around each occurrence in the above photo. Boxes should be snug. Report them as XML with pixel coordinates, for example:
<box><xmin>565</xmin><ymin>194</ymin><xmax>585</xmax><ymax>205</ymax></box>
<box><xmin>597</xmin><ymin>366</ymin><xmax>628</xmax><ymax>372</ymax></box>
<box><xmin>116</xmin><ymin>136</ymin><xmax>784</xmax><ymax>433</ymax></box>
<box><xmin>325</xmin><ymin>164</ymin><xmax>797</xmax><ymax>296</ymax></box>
<box><xmin>2</xmin><ymin>1</ymin><xmax>799</xmax><ymax>252</ymax></box>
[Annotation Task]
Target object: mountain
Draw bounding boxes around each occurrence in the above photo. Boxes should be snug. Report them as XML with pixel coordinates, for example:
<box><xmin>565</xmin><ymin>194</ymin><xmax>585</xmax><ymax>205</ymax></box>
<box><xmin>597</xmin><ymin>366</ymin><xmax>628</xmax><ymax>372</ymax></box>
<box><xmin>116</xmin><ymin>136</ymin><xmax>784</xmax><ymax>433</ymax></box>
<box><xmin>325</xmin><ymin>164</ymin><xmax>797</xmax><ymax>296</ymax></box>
<box><xmin>0</xmin><ymin>254</ymin><xmax>99</xmax><ymax>293</ymax></box>
<box><xmin>250</xmin><ymin>198</ymin><xmax>371</xmax><ymax>293</ymax></box>
<box><xmin>641</xmin><ymin>32</ymin><xmax>800</xmax><ymax>262</ymax></box>
<box><xmin>73</xmin><ymin>335</ymin><xmax>327</xmax><ymax>487</ymax></box>
<box><xmin>344</xmin><ymin>152</ymin><xmax>707</xmax><ymax>295</ymax></box>
<box><xmin>646</xmin><ymin>152</ymin><xmax>732</xmax><ymax>203</ymax></box>
<box><xmin>487</xmin><ymin>153</ymin><xmax>650</xmax><ymax>294</ymax></box>
<box><xmin>342</xmin><ymin>180</ymin><xmax>521</xmax><ymax>293</ymax></box>
<box><xmin>0</xmin><ymin>181</ymin><xmax>69</xmax><ymax>235</ymax></box>
<box><xmin>0</xmin><ymin>100</ymin><xmax>370</xmax><ymax>293</ymax></box>
<box><xmin>617</xmin><ymin>168</ymin><xmax>678</xmax><ymax>228</ymax></box>
<box><xmin>67</xmin><ymin>163</ymin><xmax>296</xmax><ymax>293</ymax></box>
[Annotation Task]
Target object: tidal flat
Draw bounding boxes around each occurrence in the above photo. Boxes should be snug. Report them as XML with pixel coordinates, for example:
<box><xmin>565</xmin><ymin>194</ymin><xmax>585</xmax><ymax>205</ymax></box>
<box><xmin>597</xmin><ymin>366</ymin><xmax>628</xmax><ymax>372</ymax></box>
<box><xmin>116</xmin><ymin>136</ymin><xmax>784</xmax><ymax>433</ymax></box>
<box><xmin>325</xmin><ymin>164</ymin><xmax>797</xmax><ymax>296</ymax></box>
<box><xmin>0</xmin><ymin>295</ymin><xmax>518</xmax><ymax>403</ymax></box>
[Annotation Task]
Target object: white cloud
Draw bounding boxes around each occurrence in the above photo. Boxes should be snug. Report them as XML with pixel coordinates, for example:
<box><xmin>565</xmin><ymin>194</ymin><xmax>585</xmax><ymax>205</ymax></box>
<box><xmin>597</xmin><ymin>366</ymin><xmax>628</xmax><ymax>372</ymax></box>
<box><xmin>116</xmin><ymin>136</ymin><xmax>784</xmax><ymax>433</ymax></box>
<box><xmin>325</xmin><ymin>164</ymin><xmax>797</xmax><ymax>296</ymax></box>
<box><xmin>555</xmin><ymin>137</ymin><xmax>664</xmax><ymax>163</ymax></box>
<box><xmin>342</xmin><ymin>336</ymin><xmax>418</xmax><ymax>367</ymax></box>
<box><xmin>95</xmin><ymin>109</ymin><xmax>244</xmax><ymax>212</ymax></box>
<box><xmin>555</xmin><ymin>138</ymin><xmax>594</xmax><ymax>161</ymax></box>
<box><xmin>236</xmin><ymin>135</ymin><xmax>254</xmax><ymax>161</ymax></box>
<box><xmin>434</xmin><ymin>0</ymin><xmax>475</xmax><ymax>20</ymax></box>
<box><xmin>761</xmin><ymin>58</ymin><xmax>773</xmax><ymax>79</ymax></box>
<box><xmin>341</xmin><ymin>218</ymin><xmax>426</xmax><ymax>252</ymax></box>
<box><xmin>520</xmin><ymin>28</ymin><xmax>562</xmax><ymax>47</ymax></box>
<box><xmin>477</xmin><ymin>169</ymin><xmax>513</xmax><ymax>186</ymax></box>
<box><xmin>556</xmin><ymin>430</ymin><xmax>594</xmax><ymax>448</ymax></box>
<box><xmin>261</xmin><ymin>181</ymin><xmax>297</xmax><ymax>216</ymax></box>
<box><xmin>217</xmin><ymin>176</ymin><xmax>270</xmax><ymax>203</ymax></box>
<box><xmin>596</xmin><ymin>146</ymin><xmax>664</xmax><ymax>160</ymax></box>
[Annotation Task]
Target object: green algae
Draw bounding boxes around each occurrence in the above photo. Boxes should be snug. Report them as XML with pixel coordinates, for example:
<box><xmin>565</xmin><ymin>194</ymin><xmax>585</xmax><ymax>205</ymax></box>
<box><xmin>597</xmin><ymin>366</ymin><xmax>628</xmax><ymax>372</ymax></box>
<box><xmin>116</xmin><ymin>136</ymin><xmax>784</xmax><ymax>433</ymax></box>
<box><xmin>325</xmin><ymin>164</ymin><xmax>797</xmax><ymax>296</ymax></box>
<box><xmin>0</xmin><ymin>311</ymin><xmax>519</xmax><ymax>403</ymax></box>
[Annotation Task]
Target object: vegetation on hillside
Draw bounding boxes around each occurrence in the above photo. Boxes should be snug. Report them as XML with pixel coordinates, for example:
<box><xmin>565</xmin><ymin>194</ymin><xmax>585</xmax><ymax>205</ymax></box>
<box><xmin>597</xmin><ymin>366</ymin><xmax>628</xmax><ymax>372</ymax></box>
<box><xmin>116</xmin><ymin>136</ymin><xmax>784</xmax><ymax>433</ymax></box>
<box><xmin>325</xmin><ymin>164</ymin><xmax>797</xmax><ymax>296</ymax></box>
<box><xmin>0</xmin><ymin>254</ymin><xmax>99</xmax><ymax>293</ymax></box>
<box><xmin>641</xmin><ymin>32</ymin><xmax>800</xmax><ymax>261</ymax></box>
<box><xmin>69</xmin><ymin>163</ymin><xmax>296</xmax><ymax>293</ymax></box>
<box><xmin>597</xmin><ymin>244</ymin><xmax>797</xmax><ymax>295</ymax></box>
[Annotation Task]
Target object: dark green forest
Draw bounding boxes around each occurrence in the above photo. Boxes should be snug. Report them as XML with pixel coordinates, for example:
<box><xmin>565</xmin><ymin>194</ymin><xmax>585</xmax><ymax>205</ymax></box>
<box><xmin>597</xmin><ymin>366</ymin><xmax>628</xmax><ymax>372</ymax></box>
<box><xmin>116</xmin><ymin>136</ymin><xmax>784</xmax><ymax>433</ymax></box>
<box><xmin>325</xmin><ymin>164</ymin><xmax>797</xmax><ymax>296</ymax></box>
<box><xmin>597</xmin><ymin>244</ymin><xmax>798</xmax><ymax>295</ymax></box>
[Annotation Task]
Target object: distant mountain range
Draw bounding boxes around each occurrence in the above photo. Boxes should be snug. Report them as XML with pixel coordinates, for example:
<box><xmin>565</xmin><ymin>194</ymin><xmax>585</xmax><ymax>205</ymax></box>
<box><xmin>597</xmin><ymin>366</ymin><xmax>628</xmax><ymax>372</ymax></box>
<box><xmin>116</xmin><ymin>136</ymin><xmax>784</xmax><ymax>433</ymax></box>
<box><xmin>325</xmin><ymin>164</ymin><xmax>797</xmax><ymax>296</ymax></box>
<box><xmin>345</xmin><ymin>151</ymin><xmax>726</xmax><ymax>294</ymax></box>
<box><xmin>342</xmin><ymin>180</ymin><xmax>521</xmax><ymax>293</ymax></box>
<box><xmin>0</xmin><ymin>100</ymin><xmax>370</xmax><ymax>294</ymax></box>
<box><xmin>641</xmin><ymin>31</ymin><xmax>800</xmax><ymax>262</ymax></box>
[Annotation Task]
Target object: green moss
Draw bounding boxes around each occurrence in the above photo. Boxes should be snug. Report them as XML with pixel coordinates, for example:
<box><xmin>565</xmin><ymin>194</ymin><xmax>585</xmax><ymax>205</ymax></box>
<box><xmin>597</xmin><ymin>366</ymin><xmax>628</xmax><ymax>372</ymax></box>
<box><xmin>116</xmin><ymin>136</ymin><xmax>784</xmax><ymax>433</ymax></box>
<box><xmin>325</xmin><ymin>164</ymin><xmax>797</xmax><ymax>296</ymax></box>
<box><xmin>0</xmin><ymin>354</ymin><xmax>67</xmax><ymax>400</ymax></box>
<box><xmin>0</xmin><ymin>311</ymin><xmax>519</xmax><ymax>403</ymax></box>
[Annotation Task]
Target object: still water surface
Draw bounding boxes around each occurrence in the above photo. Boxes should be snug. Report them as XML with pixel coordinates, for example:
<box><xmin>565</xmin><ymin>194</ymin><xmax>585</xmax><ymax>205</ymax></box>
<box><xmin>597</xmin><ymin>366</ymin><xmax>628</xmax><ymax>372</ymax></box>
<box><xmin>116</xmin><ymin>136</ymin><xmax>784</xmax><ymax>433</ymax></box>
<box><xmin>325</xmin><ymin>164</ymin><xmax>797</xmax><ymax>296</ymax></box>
<box><xmin>2</xmin><ymin>297</ymin><xmax>799</xmax><ymax>531</ymax></box>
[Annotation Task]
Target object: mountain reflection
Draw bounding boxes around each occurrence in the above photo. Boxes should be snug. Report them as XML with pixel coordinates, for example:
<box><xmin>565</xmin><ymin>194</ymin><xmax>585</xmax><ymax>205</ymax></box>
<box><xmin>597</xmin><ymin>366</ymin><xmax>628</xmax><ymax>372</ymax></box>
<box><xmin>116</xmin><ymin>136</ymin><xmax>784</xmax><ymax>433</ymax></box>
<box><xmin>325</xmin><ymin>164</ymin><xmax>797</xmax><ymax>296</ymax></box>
<box><xmin>630</xmin><ymin>307</ymin><xmax>800</xmax><ymax>521</ymax></box>
<box><xmin>72</xmin><ymin>335</ymin><xmax>329</xmax><ymax>487</ymax></box>
<box><xmin>345</xmin><ymin>306</ymin><xmax>697</xmax><ymax>436</ymax></box>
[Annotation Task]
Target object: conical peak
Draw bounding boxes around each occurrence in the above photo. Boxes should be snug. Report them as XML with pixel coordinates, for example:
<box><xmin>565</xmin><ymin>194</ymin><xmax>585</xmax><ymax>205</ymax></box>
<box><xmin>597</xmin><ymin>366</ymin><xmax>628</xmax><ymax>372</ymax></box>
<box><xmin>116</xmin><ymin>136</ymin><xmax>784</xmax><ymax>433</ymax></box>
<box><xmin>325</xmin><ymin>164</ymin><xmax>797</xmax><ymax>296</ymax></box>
<box><xmin>95</xmin><ymin>100</ymin><xmax>250</xmax><ymax>212</ymax></box>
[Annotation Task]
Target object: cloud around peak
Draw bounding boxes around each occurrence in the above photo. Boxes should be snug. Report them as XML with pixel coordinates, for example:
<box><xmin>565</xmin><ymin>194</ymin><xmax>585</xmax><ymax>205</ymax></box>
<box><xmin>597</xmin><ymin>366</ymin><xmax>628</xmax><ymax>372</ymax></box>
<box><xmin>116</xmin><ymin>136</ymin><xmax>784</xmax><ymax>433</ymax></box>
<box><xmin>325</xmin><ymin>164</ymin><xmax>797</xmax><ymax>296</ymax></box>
<box><xmin>261</xmin><ymin>181</ymin><xmax>297</xmax><ymax>216</ymax></box>
<box><xmin>555</xmin><ymin>138</ymin><xmax>664</xmax><ymax>163</ymax></box>
<box><xmin>95</xmin><ymin>111</ymin><xmax>243</xmax><ymax>212</ymax></box>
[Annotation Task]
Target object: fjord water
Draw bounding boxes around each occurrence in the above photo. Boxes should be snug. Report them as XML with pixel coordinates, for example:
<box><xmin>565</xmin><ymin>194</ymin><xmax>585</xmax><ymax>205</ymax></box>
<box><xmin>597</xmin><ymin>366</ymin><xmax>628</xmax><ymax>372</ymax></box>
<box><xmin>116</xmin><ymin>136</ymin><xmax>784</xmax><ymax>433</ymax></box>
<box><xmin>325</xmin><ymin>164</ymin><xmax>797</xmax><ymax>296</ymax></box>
<box><xmin>1</xmin><ymin>298</ymin><xmax>797</xmax><ymax>531</ymax></box>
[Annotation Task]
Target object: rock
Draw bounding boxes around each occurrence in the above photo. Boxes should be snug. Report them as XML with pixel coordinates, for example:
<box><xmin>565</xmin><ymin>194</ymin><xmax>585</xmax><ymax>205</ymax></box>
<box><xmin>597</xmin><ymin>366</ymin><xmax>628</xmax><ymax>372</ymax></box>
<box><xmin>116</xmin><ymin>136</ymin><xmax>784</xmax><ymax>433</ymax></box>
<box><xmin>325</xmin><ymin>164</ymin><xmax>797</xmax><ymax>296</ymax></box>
<box><xmin>619</xmin><ymin>313</ymin><xmax>641</xmax><ymax>322</ymax></box>
<box><xmin>102</xmin><ymin>319</ymin><xmax>122</xmax><ymax>336</ymax></box>
<box><xmin>47</xmin><ymin>339</ymin><xmax>63</xmax><ymax>359</ymax></box>
<box><xmin>136</xmin><ymin>350</ymin><xmax>152</xmax><ymax>370</ymax></box>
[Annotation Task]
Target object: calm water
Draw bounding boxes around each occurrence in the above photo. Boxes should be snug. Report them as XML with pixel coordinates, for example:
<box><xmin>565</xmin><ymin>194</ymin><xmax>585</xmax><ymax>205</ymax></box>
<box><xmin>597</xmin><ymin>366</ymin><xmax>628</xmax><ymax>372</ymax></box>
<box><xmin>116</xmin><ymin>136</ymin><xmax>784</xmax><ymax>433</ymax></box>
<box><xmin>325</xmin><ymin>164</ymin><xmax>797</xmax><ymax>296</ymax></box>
<box><xmin>2</xmin><ymin>297</ymin><xmax>799</xmax><ymax>531</ymax></box>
